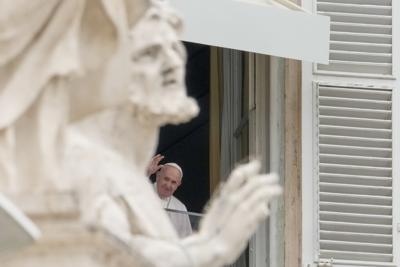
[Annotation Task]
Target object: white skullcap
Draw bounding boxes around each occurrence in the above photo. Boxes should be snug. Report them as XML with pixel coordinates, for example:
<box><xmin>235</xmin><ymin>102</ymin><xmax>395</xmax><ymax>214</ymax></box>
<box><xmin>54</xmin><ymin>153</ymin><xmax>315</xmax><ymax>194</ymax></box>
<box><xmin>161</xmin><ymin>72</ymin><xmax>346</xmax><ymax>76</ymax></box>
<box><xmin>163</xmin><ymin>162</ymin><xmax>183</xmax><ymax>180</ymax></box>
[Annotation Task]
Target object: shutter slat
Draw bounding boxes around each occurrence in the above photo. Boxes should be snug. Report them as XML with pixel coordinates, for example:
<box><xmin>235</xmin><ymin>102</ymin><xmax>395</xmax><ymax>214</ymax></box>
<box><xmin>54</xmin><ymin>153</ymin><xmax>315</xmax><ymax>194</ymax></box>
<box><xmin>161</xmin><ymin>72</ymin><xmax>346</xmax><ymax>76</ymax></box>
<box><xmin>320</xmin><ymin>144</ymin><xmax>391</xmax><ymax>158</ymax></box>
<box><xmin>320</xmin><ymin>115</ymin><xmax>391</xmax><ymax>129</ymax></box>
<box><xmin>320</xmin><ymin>173</ymin><xmax>392</xmax><ymax>187</ymax></box>
<box><xmin>331</xmin><ymin>31</ymin><xmax>391</xmax><ymax>44</ymax></box>
<box><xmin>320</xmin><ymin>240</ymin><xmax>392</xmax><ymax>254</ymax></box>
<box><xmin>320</xmin><ymin>135</ymin><xmax>391</xmax><ymax>148</ymax></box>
<box><xmin>318</xmin><ymin>3</ymin><xmax>391</xmax><ymax>16</ymax></box>
<box><xmin>318</xmin><ymin>0</ymin><xmax>392</xmax><ymax>6</ymax></box>
<box><xmin>319</xmin><ymin>96</ymin><xmax>391</xmax><ymax>109</ymax></box>
<box><xmin>319</xmin><ymin>12</ymin><xmax>391</xmax><ymax>25</ymax></box>
<box><xmin>320</xmin><ymin>221</ymin><xmax>392</xmax><ymax>234</ymax></box>
<box><xmin>319</xmin><ymin>86</ymin><xmax>392</xmax><ymax>99</ymax></box>
<box><xmin>330</xmin><ymin>50</ymin><xmax>391</xmax><ymax>63</ymax></box>
<box><xmin>320</xmin><ymin>154</ymin><xmax>391</xmax><ymax>168</ymax></box>
<box><xmin>320</xmin><ymin>192</ymin><xmax>392</xmax><ymax>205</ymax></box>
<box><xmin>318</xmin><ymin>62</ymin><xmax>392</xmax><ymax>75</ymax></box>
<box><xmin>320</xmin><ymin>125</ymin><xmax>391</xmax><ymax>139</ymax></box>
<box><xmin>320</xmin><ymin>163</ymin><xmax>392</xmax><ymax>177</ymax></box>
<box><xmin>331</xmin><ymin>22</ymin><xmax>392</xmax><ymax>35</ymax></box>
<box><xmin>330</xmin><ymin>41</ymin><xmax>392</xmax><ymax>54</ymax></box>
<box><xmin>319</xmin><ymin>106</ymin><xmax>391</xmax><ymax>120</ymax></box>
<box><xmin>320</xmin><ymin>230</ymin><xmax>392</xmax><ymax>244</ymax></box>
<box><xmin>320</xmin><ymin>183</ymin><xmax>392</xmax><ymax>196</ymax></box>
<box><xmin>320</xmin><ymin>211</ymin><xmax>392</xmax><ymax>225</ymax></box>
<box><xmin>320</xmin><ymin>250</ymin><xmax>392</xmax><ymax>262</ymax></box>
<box><xmin>318</xmin><ymin>61</ymin><xmax>392</xmax><ymax>75</ymax></box>
<box><xmin>320</xmin><ymin>202</ymin><xmax>391</xmax><ymax>215</ymax></box>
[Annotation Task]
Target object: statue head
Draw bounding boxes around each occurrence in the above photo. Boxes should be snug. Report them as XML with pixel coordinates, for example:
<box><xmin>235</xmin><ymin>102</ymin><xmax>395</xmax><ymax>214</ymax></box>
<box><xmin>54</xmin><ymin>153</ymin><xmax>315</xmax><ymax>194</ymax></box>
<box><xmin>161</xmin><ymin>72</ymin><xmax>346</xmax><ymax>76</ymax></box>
<box><xmin>127</xmin><ymin>2</ymin><xmax>199</xmax><ymax>126</ymax></box>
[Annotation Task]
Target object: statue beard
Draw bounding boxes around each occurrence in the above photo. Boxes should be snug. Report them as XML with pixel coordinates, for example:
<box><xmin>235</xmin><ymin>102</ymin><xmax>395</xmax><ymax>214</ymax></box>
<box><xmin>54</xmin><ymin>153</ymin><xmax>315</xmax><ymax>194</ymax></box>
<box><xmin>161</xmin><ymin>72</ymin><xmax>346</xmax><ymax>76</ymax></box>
<box><xmin>129</xmin><ymin>90</ymin><xmax>199</xmax><ymax>127</ymax></box>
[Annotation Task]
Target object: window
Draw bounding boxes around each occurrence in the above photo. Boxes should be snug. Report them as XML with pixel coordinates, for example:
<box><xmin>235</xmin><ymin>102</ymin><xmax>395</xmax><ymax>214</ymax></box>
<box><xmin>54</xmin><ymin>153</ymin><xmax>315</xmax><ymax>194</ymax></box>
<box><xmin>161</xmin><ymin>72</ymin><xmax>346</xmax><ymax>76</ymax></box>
<box><xmin>303</xmin><ymin>0</ymin><xmax>399</xmax><ymax>266</ymax></box>
<box><xmin>315</xmin><ymin>83</ymin><xmax>396</xmax><ymax>266</ymax></box>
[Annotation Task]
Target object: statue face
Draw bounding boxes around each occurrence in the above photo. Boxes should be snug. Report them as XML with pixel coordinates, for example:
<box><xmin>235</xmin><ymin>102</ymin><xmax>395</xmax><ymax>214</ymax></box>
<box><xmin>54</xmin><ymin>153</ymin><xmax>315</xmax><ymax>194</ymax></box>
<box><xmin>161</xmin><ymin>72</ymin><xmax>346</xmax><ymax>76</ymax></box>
<box><xmin>128</xmin><ymin>11</ymin><xmax>199</xmax><ymax>126</ymax></box>
<box><xmin>130</xmin><ymin>19</ymin><xmax>186</xmax><ymax>94</ymax></box>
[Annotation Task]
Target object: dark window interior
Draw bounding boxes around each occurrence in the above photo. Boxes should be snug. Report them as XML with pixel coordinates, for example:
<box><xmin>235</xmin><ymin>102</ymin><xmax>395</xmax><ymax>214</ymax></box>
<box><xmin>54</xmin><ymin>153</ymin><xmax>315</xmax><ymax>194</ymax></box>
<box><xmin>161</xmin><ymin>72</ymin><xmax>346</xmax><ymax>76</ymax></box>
<box><xmin>154</xmin><ymin>42</ymin><xmax>210</xmax><ymax>213</ymax></box>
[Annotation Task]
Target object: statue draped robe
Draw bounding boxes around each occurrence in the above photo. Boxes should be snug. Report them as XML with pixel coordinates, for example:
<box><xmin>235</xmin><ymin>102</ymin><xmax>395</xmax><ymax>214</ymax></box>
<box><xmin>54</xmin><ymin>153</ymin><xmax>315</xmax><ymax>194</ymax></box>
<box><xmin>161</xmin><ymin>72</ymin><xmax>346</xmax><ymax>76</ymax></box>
<box><xmin>0</xmin><ymin>0</ymin><xmax>178</xmax><ymax>241</ymax></box>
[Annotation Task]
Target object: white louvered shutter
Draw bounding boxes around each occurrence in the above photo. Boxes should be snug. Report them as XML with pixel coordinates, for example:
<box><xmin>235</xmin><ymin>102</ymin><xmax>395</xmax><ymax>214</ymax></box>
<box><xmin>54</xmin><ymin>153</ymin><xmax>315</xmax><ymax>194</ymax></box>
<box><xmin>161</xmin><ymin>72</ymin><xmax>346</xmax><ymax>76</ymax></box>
<box><xmin>316</xmin><ymin>0</ymin><xmax>393</xmax><ymax>76</ymax></box>
<box><xmin>316</xmin><ymin>83</ymin><xmax>394</xmax><ymax>265</ymax></box>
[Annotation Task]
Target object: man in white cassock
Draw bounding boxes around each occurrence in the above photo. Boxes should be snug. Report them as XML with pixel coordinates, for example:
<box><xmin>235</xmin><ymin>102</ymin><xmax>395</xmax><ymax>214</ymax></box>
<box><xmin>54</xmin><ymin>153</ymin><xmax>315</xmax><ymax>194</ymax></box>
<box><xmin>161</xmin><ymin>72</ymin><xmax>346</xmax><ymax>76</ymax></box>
<box><xmin>147</xmin><ymin>155</ymin><xmax>192</xmax><ymax>237</ymax></box>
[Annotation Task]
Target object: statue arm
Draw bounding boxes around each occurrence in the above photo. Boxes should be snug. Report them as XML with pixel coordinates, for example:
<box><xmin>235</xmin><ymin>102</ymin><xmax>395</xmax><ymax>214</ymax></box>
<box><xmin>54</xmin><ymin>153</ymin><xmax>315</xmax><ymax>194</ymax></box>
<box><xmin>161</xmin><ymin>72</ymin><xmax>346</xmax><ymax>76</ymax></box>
<box><xmin>111</xmin><ymin>161</ymin><xmax>280</xmax><ymax>267</ymax></box>
<box><xmin>182</xmin><ymin>161</ymin><xmax>281</xmax><ymax>267</ymax></box>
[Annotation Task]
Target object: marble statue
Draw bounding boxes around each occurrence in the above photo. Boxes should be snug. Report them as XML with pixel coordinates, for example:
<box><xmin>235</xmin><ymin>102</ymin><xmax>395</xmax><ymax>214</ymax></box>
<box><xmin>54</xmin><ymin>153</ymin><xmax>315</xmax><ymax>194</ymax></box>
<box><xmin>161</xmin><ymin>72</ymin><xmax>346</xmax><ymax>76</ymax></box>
<box><xmin>0</xmin><ymin>1</ymin><xmax>281</xmax><ymax>267</ymax></box>
<box><xmin>0</xmin><ymin>0</ymin><xmax>149</xmax><ymax>193</ymax></box>
<box><xmin>0</xmin><ymin>193</ymin><xmax>41</xmax><ymax>255</ymax></box>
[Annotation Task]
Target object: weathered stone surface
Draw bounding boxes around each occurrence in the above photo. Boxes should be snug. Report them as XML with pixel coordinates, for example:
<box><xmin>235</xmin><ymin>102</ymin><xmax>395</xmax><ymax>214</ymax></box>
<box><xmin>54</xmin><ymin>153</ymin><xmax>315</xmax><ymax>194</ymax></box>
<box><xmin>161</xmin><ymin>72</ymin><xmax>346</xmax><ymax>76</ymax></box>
<box><xmin>0</xmin><ymin>1</ymin><xmax>281</xmax><ymax>267</ymax></box>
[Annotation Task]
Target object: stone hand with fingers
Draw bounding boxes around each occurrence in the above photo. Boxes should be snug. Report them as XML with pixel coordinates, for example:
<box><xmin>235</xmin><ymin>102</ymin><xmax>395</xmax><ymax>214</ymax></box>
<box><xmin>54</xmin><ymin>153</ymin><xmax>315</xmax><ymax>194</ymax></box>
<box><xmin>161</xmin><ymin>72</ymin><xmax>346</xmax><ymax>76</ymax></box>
<box><xmin>180</xmin><ymin>160</ymin><xmax>282</xmax><ymax>267</ymax></box>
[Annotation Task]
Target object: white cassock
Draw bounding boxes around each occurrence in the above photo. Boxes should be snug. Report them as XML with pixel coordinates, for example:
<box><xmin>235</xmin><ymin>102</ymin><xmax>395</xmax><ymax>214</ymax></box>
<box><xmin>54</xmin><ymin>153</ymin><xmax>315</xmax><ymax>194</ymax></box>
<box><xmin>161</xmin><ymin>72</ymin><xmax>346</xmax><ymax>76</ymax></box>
<box><xmin>154</xmin><ymin>184</ymin><xmax>192</xmax><ymax>238</ymax></box>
